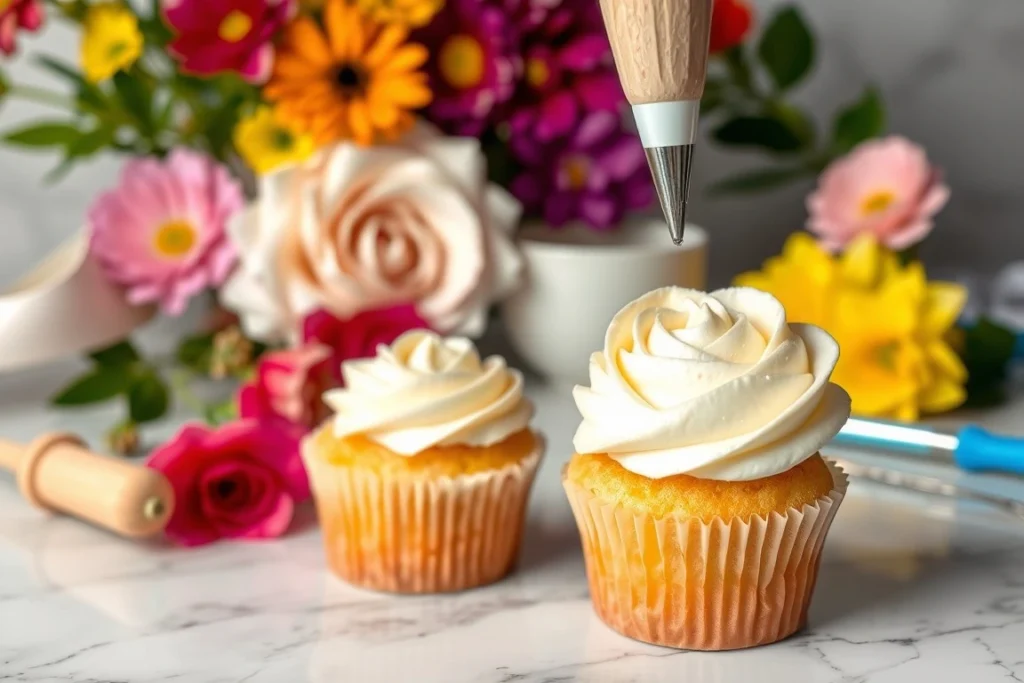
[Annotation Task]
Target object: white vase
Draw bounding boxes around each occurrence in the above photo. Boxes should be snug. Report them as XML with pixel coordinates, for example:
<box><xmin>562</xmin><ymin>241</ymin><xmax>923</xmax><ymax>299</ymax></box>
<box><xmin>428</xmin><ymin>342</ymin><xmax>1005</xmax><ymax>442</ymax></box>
<box><xmin>501</xmin><ymin>217</ymin><xmax>708</xmax><ymax>385</ymax></box>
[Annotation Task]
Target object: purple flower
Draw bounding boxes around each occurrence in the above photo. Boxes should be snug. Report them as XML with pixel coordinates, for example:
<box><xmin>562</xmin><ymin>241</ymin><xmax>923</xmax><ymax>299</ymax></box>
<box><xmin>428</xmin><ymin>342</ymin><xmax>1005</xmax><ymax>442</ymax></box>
<box><xmin>504</xmin><ymin>0</ymin><xmax>624</xmax><ymax>141</ymax></box>
<box><xmin>414</xmin><ymin>0</ymin><xmax>518</xmax><ymax>136</ymax></box>
<box><xmin>510</xmin><ymin>112</ymin><xmax>653</xmax><ymax>230</ymax></box>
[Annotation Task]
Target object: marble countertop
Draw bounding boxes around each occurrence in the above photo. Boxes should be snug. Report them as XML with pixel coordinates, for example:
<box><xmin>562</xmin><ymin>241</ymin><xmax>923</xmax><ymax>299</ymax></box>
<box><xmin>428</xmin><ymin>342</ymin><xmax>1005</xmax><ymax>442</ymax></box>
<box><xmin>3</xmin><ymin>366</ymin><xmax>1024</xmax><ymax>683</ymax></box>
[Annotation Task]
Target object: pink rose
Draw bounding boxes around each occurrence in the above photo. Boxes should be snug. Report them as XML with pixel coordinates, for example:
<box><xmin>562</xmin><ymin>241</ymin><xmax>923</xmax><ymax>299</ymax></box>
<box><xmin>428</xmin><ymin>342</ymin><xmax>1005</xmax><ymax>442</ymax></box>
<box><xmin>220</xmin><ymin>124</ymin><xmax>523</xmax><ymax>342</ymax></box>
<box><xmin>807</xmin><ymin>136</ymin><xmax>950</xmax><ymax>252</ymax></box>
<box><xmin>147</xmin><ymin>420</ymin><xmax>310</xmax><ymax>547</ymax></box>
<box><xmin>239</xmin><ymin>344</ymin><xmax>334</xmax><ymax>431</ymax></box>
<box><xmin>303</xmin><ymin>304</ymin><xmax>431</xmax><ymax>383</ymax></box>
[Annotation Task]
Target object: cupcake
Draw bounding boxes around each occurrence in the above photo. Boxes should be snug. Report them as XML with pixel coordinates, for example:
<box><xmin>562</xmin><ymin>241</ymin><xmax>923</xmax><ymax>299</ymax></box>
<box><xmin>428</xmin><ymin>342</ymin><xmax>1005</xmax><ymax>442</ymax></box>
<box><xmin>303</xmin><ymin>330</ymin><xmax>543</xmax><ymax>593</ymax></box>
<box><xmin>564</xmin><ymin>286</ymin><xmax>851</xmax><ymax>650</ymax></box>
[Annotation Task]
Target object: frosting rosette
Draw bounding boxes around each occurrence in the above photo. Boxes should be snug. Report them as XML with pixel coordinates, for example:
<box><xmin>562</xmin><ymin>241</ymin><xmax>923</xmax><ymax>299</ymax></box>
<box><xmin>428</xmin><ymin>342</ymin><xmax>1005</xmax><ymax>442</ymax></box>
<box><xmin>572</xmin><ymin>287</ymin><xmax>851</xmax><ymax>481</ymax></box>
<box><xmin>325</xmin><ymin>330</ymin><xmax>533</xmax><ymax>455</ymax></box>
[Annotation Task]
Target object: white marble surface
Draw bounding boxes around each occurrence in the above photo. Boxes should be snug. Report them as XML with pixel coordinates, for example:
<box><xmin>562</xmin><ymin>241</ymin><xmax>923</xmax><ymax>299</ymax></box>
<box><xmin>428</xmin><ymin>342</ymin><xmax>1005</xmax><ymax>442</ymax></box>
<box><xmin>3</xmin><ymin>363</ymin><xmax>1024</xmax><ymax>682</ymax></box>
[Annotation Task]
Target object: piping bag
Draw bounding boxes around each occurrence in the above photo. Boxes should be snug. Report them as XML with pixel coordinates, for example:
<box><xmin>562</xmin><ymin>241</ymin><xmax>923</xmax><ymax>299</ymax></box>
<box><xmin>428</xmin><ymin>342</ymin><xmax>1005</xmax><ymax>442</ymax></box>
<box><xmin>597</xmin><ymin>0</ymin><xmax>712</xmax><ymax>244</ymax></box>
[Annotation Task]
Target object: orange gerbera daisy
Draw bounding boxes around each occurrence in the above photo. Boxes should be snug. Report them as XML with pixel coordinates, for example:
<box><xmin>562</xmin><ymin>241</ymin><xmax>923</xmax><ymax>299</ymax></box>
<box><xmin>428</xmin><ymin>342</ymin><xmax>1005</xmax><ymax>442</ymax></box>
<box><xmin>264</xmin><ymin>0</ymin><xmax>432</xmax><ymax>145</ymax></box>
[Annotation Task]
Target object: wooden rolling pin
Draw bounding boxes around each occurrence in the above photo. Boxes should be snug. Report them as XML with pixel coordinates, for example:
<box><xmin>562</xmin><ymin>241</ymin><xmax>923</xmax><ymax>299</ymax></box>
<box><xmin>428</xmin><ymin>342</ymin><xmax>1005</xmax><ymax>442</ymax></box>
<box><xmin>0</xmin><ymin>432</ymin><xmax>174</xmax><ymax>538</ymax></box>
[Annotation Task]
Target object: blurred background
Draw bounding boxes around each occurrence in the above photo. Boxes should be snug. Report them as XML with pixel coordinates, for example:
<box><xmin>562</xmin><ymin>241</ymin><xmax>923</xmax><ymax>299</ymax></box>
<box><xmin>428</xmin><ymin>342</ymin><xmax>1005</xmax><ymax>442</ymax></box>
<box><xmin>1</xmin><ymin>0</ymin><xmax>1021</xmax><ymax>287</ymax></box>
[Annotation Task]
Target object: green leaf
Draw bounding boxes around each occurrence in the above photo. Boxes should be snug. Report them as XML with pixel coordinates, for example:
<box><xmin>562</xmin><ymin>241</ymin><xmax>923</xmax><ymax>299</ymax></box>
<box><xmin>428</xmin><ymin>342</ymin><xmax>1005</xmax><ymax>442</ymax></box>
<box><xmin>700</xmin><ymin>81</ymin><xmax>726</xmax><ymax>117</ymax></box>
<box><xmin>708</xmin><ymin>167</ymin><xmax>810</xmax><ymax>195</ymax></box>
<box><xmin>712</xmin><ymin>116</ymin><xmax>804</xmax><ymax>153</ymax></box>
<box><xmin>832</xmin><ymin>86</ymin><xmax>886</xmax><ymax>154</ymax></box>
<box><xmin>758</xmin><ymin>7</ymin><xmax>815</xmax><ymax>91</ymax></box>
<box><xmin>51</xmin><ymin>367</ymin><xmax>131</xmax><ymax>406</ymax></box>
<box><xmin>177</xmin><ymin>332</ymin><xmax>216</xmax><ymax>374</ymax></box>
<box><xmin>960</xmin><ymin>318</ymin><xmax>1016</xmax><ymax>408</ymax></box>
<box><xmin>770</xmin><ymin>102</ymin><xmax>816</xmax><ymax>148</ymax></box>
<box><xmin>35</xmin><ymin>56</ymin><xmax>106</xmax><ymax>111</ymax></box>
<box><xmin>67</xmin><ymin>125</ymin><xmax>116</xmax><ymax>157</ymax></box>
<box><xmin>113</xmin><ymin>72</ymin><xmax>153</xmax><ymax>132</ymax></box>
<box><xmin>128</xmin><ymin>371</ymin><xmax>170</xmax><ymax>423</ymax></box>
<box><xmin>204</xmin><ymin>400</ymin><xmax>239</xmax><ymax>426</ymax></box>
<box><xmin>90</xmin><ymin>340</ymin><xmax>141</xmax><ymax>368</ymax></box>
<box><xmin>4</xmin><ymin>122</ymin><xmax>82</xmax><ymax>148</ymax></box>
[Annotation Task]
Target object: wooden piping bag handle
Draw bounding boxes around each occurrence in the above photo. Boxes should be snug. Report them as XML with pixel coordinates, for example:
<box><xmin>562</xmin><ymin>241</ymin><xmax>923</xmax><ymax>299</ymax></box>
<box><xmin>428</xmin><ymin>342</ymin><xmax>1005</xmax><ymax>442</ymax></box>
<box><xmin>0</xmin><ymin>433</ymin><xmax>174</xmax><ymax>539</ymax></box>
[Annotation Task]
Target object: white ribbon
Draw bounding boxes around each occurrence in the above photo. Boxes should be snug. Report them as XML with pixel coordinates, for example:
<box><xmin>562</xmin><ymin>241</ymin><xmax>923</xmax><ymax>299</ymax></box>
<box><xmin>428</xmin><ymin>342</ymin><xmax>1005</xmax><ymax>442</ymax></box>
<box><xmin>0</xmin><ymin>233</ymin><xmax>154</xmax><ymax>372</ymax></box>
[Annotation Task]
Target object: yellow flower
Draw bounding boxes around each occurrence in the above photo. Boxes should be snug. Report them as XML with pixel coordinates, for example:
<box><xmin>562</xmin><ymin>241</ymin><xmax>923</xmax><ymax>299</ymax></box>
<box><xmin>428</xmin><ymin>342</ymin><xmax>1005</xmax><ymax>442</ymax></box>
<box><xmin>355</xmin><ymin>0</ymin><xmax>443</xmax><ymax>27</ymax></box>
<box><xmin>80</xmin><ymin>3</ymin><xmax>143</xmax><ymax>83</ymax></box>
<box><xmin>737</xmin><ymin>233</ymin><xmax>967</xmax><ymax>421</ymax></box>
<box><xmin>234</xmin><ymin>106</ymin><xmax>315</xmax><ymax>175</ymax></box>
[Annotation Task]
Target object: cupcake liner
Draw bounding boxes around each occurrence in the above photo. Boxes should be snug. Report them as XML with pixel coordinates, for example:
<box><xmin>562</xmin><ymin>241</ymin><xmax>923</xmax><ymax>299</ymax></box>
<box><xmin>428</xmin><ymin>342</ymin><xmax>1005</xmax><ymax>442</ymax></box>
<box><xmin>304</xmin><ymin>439</ymin><xmax>544</xmax><ymax>594</ymax></box>
<box><xmin>563</xmin><ymin>460</ymin><xmax>848</xmax><ymax>651</ymax></box>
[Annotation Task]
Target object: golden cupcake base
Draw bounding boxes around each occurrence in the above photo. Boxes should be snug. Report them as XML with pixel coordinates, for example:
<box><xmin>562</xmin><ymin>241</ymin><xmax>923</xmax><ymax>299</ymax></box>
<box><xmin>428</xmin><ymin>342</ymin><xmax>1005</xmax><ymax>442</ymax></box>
<box><xmin>563</xmin><ymin>460</ymin><xmax>847</xmax><ymax>650</ymax></box>
<box><xmin>303</xmin><ymin>432</ymin><xmax>543</xmax><ymax>594</ymax></box>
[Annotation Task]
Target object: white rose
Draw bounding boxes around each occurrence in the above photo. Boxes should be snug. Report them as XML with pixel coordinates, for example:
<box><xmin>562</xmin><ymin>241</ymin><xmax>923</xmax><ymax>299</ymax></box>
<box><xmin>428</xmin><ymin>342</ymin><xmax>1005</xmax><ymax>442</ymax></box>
<box><xmin>573</xmin><ymin>287</ymin><xmax>851</xmax><ymax>480</ymax></box>
<box><xmin>221</xmin><ymin>125</ymin><xmax>523</xmax><ymax>342</ymax></box>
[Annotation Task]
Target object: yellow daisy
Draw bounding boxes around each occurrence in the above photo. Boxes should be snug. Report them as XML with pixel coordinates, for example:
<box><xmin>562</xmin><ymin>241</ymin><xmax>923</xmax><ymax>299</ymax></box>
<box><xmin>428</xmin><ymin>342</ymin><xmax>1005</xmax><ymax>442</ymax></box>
<box><xmin>737</xmin><ymin>233</ymin><xmax>967</xmax><ymax>420</ymax></box>
<box><xmin>234</xmin><ymin>106</ymin><xmax>315</xmax><ymax>175</ymax></box>
<box><xmin>80</xmin><ymin>3</ymin><xmax>143</xmax><ymax>83</ymax></box>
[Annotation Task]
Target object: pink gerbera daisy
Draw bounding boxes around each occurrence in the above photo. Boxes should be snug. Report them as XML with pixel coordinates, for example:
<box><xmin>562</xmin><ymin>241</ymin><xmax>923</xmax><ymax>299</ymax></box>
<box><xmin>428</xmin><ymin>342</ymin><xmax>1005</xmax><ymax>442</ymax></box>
<box><xmin>88</xmin><ymin>149</ymin><xmax>243</xmax><ymax>316</ymax></box>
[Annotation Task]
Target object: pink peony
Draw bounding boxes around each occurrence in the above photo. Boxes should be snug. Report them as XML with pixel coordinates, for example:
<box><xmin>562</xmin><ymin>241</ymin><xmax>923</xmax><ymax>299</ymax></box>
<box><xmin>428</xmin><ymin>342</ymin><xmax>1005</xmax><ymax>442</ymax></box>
<box><xmin>147</xmin><ymin>420</ymin><xmax>310</xmax><ymax>547</ymax></box>
<box><xmin>239</xmin><ymin>344</ymin><xmax>334</xmax><ymax>431</ymax></box>
<box><xmin>303</xmin><ymin>305</ymin><xmax>430</xmax><ymax>383</ymax></box>
<box><xmin>163</xmin><ymin>0</ymin><xmax>296</xmax><ymax>83</ymax></box>
<box><xmin>807</xmin><ymin>136</ymin><xmax>950</xmax><ymax>251</ymax></box>
<box><xmin>88</xmin><ymin>149</ymin><xmax>243</xmax><ymax>316</ymax></box>
<box><xmin>0</xmin><ymin>0</ymin><xmax>43</xmax><ymax>56</ymax></box>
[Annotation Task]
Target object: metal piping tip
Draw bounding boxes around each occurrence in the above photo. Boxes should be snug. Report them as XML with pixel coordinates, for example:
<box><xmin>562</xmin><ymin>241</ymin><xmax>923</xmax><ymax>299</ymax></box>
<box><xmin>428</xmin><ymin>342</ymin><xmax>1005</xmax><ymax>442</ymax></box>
<box><xmin>645</xmin><ymin>145</ymin><xmax>694</xmax><ymax>246</ymax></box>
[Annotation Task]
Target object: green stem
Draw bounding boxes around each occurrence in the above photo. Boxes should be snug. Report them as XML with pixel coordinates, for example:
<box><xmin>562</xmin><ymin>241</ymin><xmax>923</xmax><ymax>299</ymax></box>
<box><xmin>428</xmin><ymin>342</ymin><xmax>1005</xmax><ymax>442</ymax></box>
<box><xmin>8</xmin><ymin>85</ymin><xmax>73</xmax><ymax>109</ymax></box>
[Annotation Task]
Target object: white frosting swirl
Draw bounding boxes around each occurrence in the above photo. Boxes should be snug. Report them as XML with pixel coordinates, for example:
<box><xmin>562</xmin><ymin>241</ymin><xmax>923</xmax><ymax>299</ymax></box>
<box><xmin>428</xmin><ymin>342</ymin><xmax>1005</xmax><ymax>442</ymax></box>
<box><xmin>324</xmin><ymin>331</ymin><xmax>533</xmax><ymax>455</ymax></box>
<box><xmin>572</xmin><ymin>287</ymin><xmax>851</xmax><ymax>481</ymax></box>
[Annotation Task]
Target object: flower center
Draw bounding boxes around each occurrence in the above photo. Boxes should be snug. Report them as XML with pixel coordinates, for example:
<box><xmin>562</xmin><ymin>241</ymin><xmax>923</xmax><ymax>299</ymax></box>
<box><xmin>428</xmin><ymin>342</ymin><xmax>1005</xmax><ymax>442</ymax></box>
<box><xmin>334</xmin><ymin>63</ymin><xmax>368</xmax><ymax>96</ymax></box>
<box><xmin>107</xmin><ymin>41</ymin><xmax>129</xmax><ymax>60</ymax></box>
<box><xmin>525</xmin><ymin>57</ymin><xmax>550</xmax><ymax>88</ymax></box>
<box><xmin>861</xmin><ymin>189</ymin><xmax>896</xmax><ymax>216</ymax></box>
<box><xmin>153</xmin><ymin>219</ymin><xmax>197</xmax><ymax>258</ymax></box>
<box><xmin>562</xmin><ymin>154</ymin><xmax>590</xmax><ymax>190</ymax></box>
<box><xmin>438</xmin><ymin>35</ymin><xmax>485</xmax><ymax>90</ymax></box>
<box><xmin>875</xmin><ymin>341</ymin><xmax>900</xmax><ymax>370</ymax></box>
<box><xmin>218</xmin><ymin>10</ymin><xmax>253</xmax><ymax>43</ymax></box>
<box><xmin>268</xmin><ymin>126</ymin><xmax>295</xmax><ymax>151</ymax></box>
<box><xmin>0</xmin><ymin>0</ymin><xmax>13</xmax><ymax>12</ymax></box>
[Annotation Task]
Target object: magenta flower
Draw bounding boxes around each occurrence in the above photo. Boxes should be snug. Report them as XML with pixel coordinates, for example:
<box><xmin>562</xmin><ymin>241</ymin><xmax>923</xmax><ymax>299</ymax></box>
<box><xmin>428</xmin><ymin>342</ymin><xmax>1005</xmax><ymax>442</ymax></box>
<box><xmin>505</xmin><ymin>0</ymin><xmax>623</xmax><ymax>141</ymax></box>
<box><xmin>303</xmin><ymin>305</ymin><xmax>430</xmax><ymax>384</ymax></box>
<box><xmin>88</xmin><ymin>149</ymin><xmax>242</xmax><ymax>316</ymax></box>
<box><xmin>239</xmin><ymin>344</ymin><xmax>334</xmax><ymax>431</ymax></box>
<box><xmin>163</xmin><ymin>0</ymin><xmax>296</xmax><ymax>83</ymax></box>
<box><xmin>807</xmin><ymin>136</ymin><xmax>950</xmax><ymax>251</ymax></box>
<box><xmin>147</xmin><ymin>420</ymin><xmax>310</xmax><ymax>547</ymax></box>
<box><xmin>0</xmin><ymin>0</ymin><xmax>43</xmax><ymax>56</ymax></box>
<box><xmin>510</xmin><ymin>111</ymin><xmax>653</xmax><ymax>229</ymax></box>
<box><xmin>414</xmin><ymin>0</ymin><xmax>518</xmax><ymax>135</ymax></box>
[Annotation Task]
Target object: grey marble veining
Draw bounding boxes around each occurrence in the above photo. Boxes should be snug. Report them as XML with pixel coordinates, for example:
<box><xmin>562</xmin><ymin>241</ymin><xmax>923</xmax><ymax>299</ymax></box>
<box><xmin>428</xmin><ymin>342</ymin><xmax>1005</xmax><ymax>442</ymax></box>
<box><xmin>3</xmin><ymin>381</ymin><xmax>1024</xmax><ymax>682</ymax></box>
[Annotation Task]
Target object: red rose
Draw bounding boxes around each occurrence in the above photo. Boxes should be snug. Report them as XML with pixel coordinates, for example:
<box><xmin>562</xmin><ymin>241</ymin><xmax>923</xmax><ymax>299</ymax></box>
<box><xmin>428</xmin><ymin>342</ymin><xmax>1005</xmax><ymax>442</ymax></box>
<box><xmin>302</xmin><ymin>304</ymin><xmax>431</xmax><ymax>382</ymax></box>
<box><xmin>709</xmin><ymin>0</ymin><xmax>753</xmax><ymax>54</ymax></box>
<box><xmin>147</xmin><ymin>420</ymin><xmax>310</xmax><ymax>547</ymax></box>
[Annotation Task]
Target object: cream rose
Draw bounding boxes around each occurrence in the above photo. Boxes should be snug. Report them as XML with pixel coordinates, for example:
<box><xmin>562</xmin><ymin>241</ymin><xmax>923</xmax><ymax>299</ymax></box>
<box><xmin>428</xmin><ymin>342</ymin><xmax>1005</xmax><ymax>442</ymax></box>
<box><xmin>573</xmin><ymin>287</ymin><xmax>851</xmax><ymax>481</ymax></box>
<box><xmin>325</xmin><ymin>331</ymin><xmax>533</xmax><ymax>455</ymax></box>
<box><xmin>220</xmin><ymin>125</ymin><xmax>523</xmax><ymax>342</ymax></box>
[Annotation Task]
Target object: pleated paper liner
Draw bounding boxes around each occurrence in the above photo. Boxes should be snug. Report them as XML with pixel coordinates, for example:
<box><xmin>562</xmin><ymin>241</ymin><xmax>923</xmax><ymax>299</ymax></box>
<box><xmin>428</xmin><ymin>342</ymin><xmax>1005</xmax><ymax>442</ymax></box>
<box><xmin>563</xmin><ymin>460</ymin><xmax>848</xmax><ymax>651</ymax></box>
<box><xmin>304</xmin><ymin>438</ymin><xmax>544</xmax><ymax>594</ymax></box>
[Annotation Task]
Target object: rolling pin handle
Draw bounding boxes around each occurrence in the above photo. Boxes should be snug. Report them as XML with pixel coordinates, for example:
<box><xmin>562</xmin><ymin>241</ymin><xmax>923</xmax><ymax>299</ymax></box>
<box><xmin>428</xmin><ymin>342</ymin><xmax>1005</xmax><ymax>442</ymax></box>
<box><xmin>17</xmin><ymin>432</ymin><xmax>87</xmax><ymax>511</ymax></box>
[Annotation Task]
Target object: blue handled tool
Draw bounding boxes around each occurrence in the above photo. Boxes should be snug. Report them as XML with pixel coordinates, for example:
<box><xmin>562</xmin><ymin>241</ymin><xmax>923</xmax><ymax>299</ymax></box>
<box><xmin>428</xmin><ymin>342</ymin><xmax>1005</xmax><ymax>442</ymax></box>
<box><xmin>834</xmin><ymin>418</ymin><xmax>1024</xmax><ymax>477</ymax></box>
